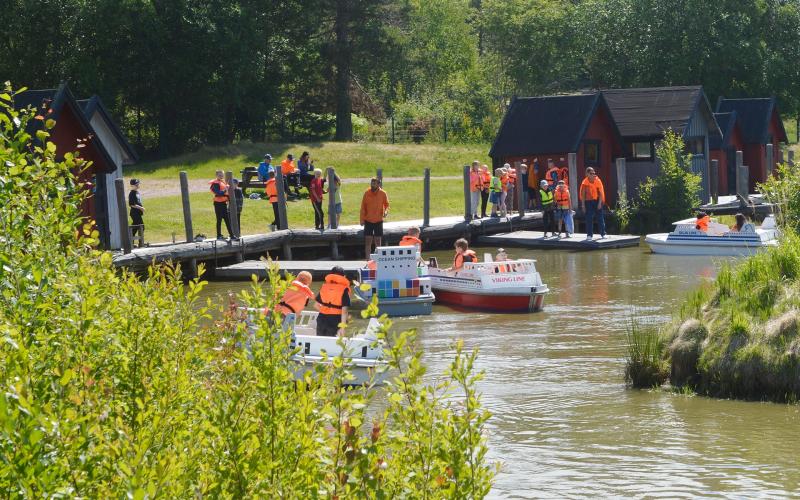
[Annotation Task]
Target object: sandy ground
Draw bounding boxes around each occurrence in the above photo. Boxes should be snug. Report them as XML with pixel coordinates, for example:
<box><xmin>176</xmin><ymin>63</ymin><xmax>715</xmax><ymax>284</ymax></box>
<box><xmin>129</xmin><ymin>175</ymin><xmax>462</xmax><ymax>198</ymax></box>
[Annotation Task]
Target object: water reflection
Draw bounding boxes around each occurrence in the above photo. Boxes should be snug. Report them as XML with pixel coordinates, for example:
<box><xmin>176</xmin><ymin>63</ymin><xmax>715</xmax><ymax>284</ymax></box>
<box><xmin>200</xmin><ymin>246</ymin><xmax>800</xmax><ymax>497</ymax></box>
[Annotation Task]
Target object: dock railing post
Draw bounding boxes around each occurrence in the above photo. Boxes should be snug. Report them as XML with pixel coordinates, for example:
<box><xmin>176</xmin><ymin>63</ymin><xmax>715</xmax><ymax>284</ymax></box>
<box><xmin>766</xmin><ymin>143</ymin><xmax>774</xmax><ymax>178</ymax></box>
<box><xmin>115</xmin><ymin>178</ymin><xmax>132</xmax><ymax>254</ymax></box>
<box><xmin>462</xmin><ymin>165</ymin><xmax>471</xmax><ymax>221</ymax></box>
<box><xmin>568</xmin><ymin>153</ymin><xmax>578</xmax><ymax>212</ymax></box>
<box><xmin>779</xmin><ymin>149</ymin><xmax>785</xmax><ymax>166</ymax></box>
<box><xmin>225</xmin><ymin>171</ymin><xmax>240</xmax><ymax>238</ymax></box>
<box><xmin>326</xmin><ymin>167</ymin><xmax>337</xmax><ymax>230</ymax></box>
<box><xmin>735</xmin><ymin>150</ymin><xmax>745</xmax><ymax>199</ymax></box>
<box><xmin>710</xmin><ymin>159</ymin><xmax>719</xmax><ymax>205</ymax></box>
<box><xmin>789</xmin><ymin>150</ymin><xmax>796</xmax><ymax>168</ymax></box>
<box><xmin>179</xmin><ymin>171</ymin><xmax>193</xmax><ymax>242</ymax></box>
<box><xmin>376</xmin><ymin>168</ymin><xmax>383</xmax><ymax>187</ymax></box>
<box><xmin>516</xmin><ymin>167</ymin><xmax>525</xmax><ymax>216</ymax></box>
<box><xmin>275</xmin><ymin>168</ymin><xmax>288</xmax><ymax>230</ymax></box>
<box><xmin>615</xmin><ymin>158</ymin><xmax>627</xmax><ymax>204</ymax></box>
<box><xmin>423</xmin><ymin>167</ymin><xmax>431</xmax><ymax>227</ymax></box>
<box><xmin>738</xmin><ymin>165</ymin><xmax>750</xmax><ymax>203</ymax></box>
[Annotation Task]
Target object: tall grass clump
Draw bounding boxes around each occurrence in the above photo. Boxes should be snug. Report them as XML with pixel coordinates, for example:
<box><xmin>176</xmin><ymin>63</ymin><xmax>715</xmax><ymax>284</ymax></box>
<box><xmin>624</xmin><ymin>314</ymin><xmax>668</xmax><ymax>388</ymax></box>
<box><xmin>0</xmin><ymin>85</ymin><xmax>496</xmax><ymax>496</ymax></box>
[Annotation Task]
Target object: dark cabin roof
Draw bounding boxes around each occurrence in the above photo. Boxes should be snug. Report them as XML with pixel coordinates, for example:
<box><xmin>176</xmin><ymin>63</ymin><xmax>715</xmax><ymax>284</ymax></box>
<box><xmin>602</xmin><ymin>86</ymin><xmax>710</xmax><ymax>138</ymax></box>
<box><xmin>710</xmin><ymin>112</ymin><xmax>737</xmax><ymax>150</ymax></box>
<box><xmin>11</xmin><ymin>84</ymin><xmax>117</xmax><ymax>173</ymax></box>
<box><xmin>716</xmin><ymin>98</ymin><xmax>788</xmax><ymax>144</ymax></box>
<box><xmin>78</xmin><ymin>95</ymin><xmax>139</xmax><ymax>163</ymax></box>
<box><xmin>489</xmin><ymin>93</ymin><xmax>621</xmax><ymax>157</ymax></box>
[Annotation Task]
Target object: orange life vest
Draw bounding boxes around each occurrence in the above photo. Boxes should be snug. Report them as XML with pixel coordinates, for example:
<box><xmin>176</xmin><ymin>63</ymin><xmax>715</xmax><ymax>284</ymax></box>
<box><xmin>209</xmin><ymin>179</ymin><xmax>229</xmax><ymax>203</ymax></box>
<box><xmin>696</xmin><ymin>216</ymin><xmax>710</xmax><ymax>231</ymax></box>
<box><xmin>265</xmin><ymin>178</ymin><xmax>278</xmax><ymax>203</ymax></box>
<box><xmin>453</xmin><ymin>249</ymin><xmax>477</xmax><ymax>270</ymax></box>
<box><xmin>317</xmin><ymin>274</ymin><xmax>350</xmax><ymax>315</ymax></box>
<box><xmin>555</xmin><ymin>186</ymin><xmax>571</xmax><ymax>208</ymax></box>
<box><xmin>545</xmin><ymin>167</ymin><xmax>560</xmax><ymax>186</ymax></box>
<box><xmin>559</xmin><ymin>167</ymin><xmax>569</xmax><ymax>185</ymax></box>
<box><xmin>277</xmin><ymin>280</ymin><xmax>314</xmax><ymax>315</ymax></box>
<box><xmin>470</xmin><ymin>171</ymin><xmax>483</xmax><ymax>192</ymax></box>
<box><xmin>480</xmin><ymin>170</ymin><xmax>491</xmax><ymax>186</ymax></box>
<box><xmin>508</xmin><ymin>168</ymin><xmax>517</xmax><ymax>183</ymax></box>
<box><xmin>399</xmin><ymin>235</ymin><xmax>423</xmax><ymax>250</ymax></box>
<box><xmin>367</xmin><ymin>260</ymin><xmax>377</xmax><ymax>270</ymax></box>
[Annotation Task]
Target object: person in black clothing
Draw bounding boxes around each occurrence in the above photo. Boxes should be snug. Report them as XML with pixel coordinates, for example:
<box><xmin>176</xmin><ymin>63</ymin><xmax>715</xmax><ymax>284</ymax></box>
<box><xmin>209</xmin><ymin>170</ymin><xmax>234</xmax><ymax>240</ymax></box>
<box><xmin>128</xmin><ymin>178</ymin><xmax>145</xmax><ymax>245</ymax></box>
<box><xmin>314</xmin><ymin>266</ymin><xmax>351</xmax><ymax>337</ymax></box>
<box><xmin>231</xmin><ymin>178</ymin><xmax>244</xmax><ymax>236</ymax></box>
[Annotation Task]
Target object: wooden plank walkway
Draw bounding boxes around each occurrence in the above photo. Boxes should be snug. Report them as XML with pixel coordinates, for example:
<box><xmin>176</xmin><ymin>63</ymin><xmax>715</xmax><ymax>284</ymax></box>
<box><xmin>477</xmin><ymin>231</ymin><xmax>640</xmax><ymax>250</ymax></box>
<box><xmin>215</xmin><ymin>260</ymin><xmax>366</xmax><ymax>280</ymax></box>
<box><xmin>113</xmin><ymin>212</ymin><xmax>543</xmax><ymax>273</ymax></box>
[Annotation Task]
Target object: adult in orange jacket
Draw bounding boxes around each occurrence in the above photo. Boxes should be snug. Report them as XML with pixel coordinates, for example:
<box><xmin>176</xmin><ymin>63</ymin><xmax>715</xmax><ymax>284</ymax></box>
<box><xmin>360</xmin><ymin>178</ymin><xmax>390</xmax><ymax>258</ymax></box>
<box><xmin>579</xmin><ymin>167</ymin><xmax>606</xmax><ymax>239</ymax></box>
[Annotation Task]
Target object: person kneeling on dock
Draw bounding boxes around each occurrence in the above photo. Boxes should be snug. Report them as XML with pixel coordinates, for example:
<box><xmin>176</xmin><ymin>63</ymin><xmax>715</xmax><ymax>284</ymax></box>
<box><xmin>449</xmin><ymin>238</ymin><xmax>477</xmax><ymax>271</ymax></box>
<box><xmin>315</xmin><ymin>266</ymin><xmax>351</xmax><ymax>337</ymax></box>
<box><xmin>275</xmin><ymin>271</ymin><xmax>315</xmax><ymax>332</ymax></box>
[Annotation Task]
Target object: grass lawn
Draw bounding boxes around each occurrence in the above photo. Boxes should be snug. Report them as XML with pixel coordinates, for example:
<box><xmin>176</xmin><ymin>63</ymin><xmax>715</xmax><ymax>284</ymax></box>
<box><xmin>140</xmin><ymin>178</ymin><xmax>468</xmax><ymax>243</ymax></box>
<box><xmin>128</xmin><ymin>141</ymin><xmax>492</xmax><ymax>180</ymax></box>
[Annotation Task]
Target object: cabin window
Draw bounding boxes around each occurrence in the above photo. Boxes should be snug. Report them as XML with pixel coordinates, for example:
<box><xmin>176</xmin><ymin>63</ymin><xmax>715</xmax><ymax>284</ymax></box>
<box><xmin>686</xmin><ymin>137</ymin><xmax>704</xmax><ymax>155</ymax></box>
<box><xmin>584</xmin><ymin>141</ymin><xmax>600</xmax><ymax>165</ymax></box>
<box><xmin>630</xmin><ymin>142</ymin><xmax>653</xmax><ymax>160</ymax></box>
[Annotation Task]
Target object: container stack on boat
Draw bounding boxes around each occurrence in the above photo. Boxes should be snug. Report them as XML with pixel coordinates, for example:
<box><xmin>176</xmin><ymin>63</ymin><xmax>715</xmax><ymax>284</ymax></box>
<box><xmin>353</xmin><ymin>246</ymin><xmax>435</xmax><ymax>317</ymax></box>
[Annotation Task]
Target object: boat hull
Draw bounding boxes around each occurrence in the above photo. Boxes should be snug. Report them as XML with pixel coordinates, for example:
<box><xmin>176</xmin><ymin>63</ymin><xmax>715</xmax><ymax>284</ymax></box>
<box><xmin>353</xmin><ymin>287</ymin><xmax>435</xmax><ymax>317</ymax></box>
<box><xmin>432</xmin><ymin>287</ymin><xmax>547</xmax><ymax>313</ymax></box>
<box><xmin>645</xmin><ymin>234</ymin><xmax>776</xmax><ymax>256</ymax></box>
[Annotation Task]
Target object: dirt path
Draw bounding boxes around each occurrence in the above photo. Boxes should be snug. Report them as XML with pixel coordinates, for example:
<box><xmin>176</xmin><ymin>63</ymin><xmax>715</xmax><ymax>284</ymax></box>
<box><xmin>128</xmin><ymin>175</ymin><xmax>463</xmax><ymax>198</ymax></box>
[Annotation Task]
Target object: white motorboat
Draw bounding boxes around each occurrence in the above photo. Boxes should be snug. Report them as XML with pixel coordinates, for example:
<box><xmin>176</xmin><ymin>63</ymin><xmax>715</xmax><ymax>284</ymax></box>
<box><xmin>425</xmin><ymin>253</ymin><xmax>549</xmax><ymax>313</ymax></box>
<box><xmin>244</xmin><ymin>309</ymin><xmax>388</xmax><ymax>386</ymax></box>
<box><xmin>353</xmin><ymin>245</ymin><xmax>435</xmax><ymax>317</ymax></box>
<box><xmin>645</xmin><ymin>215</ymin><xmax>779</xmax><ymax>256</ymax></box>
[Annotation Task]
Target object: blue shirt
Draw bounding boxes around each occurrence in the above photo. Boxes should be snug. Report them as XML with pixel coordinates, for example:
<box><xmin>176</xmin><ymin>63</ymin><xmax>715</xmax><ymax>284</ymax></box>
<box><xmin>297</xmin><ymin>159</ymin><xmax>311</xmax><ymax>176</ymax></box>
<box><xmin>258</xmin><ymin>161</ymin><xmax>274</xmax><ymax>181</ymax></box>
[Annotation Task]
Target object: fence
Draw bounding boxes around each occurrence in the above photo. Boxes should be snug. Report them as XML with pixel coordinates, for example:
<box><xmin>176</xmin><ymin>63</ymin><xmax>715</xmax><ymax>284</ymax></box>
<box><xmin>356</xmin><ymin>115</ymin><xmax>495</xmax><ymax>144</ymax></box>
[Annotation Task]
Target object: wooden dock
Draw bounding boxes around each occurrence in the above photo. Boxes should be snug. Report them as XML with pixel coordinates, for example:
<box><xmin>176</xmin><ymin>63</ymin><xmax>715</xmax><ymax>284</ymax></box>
<box><xmin>476</xmin><ymin>231</ymin><xmax>640</xmax><ymax>250</ymax></box>
<box><xmin>215</xmin><ymin>260</ymin><xmax>366</xmax><ymax>280</ymax></box>
<box><xmin>112</xmin><ymin>213</ymin><xmax>543</xmax><ymax>274</ymax></box>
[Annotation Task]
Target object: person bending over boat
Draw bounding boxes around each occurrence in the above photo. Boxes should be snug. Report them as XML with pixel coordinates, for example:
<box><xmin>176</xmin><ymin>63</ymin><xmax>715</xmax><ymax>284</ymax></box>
<box><xmin>449</xmin><ymin>238</ymin><xmax>477</xmax><ymax>271</ymax></box>
<box><xmin>695</xmin><ymin>212</ymin><xmax>710</xmax><ymax>232</ymax></box>
<box><xmin>315</xmin><ymin>266</ymin><xmax>351</xmax><ymax>337</ymax></box>
<box><xmin>729</xmin><ymin>213</ymin><xmax>746</xmax><ymax>232</ymax></box>
<box><xmin>276</xmin><ymin>271</ymin><xmax>314</xmax><ymax>332</ymax></box>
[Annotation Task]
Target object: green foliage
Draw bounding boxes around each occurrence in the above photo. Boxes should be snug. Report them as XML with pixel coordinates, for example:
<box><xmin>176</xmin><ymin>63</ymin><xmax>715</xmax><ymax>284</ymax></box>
<box><xmin>624</xmin><ymin>314</ymin><xmax>668</xmax><ymax>389</ymax></box>
<box><xmin>0</xmin><ymin>87</ymin><xmax>495</xmax><ymax>495</ymax></box>
<box><xmin>657</xmin><ymin>231</ymin><xmax>800</xmax><ymax>402</ymax></box>
<box><xmin>759</xmin><ymin>161</ymin><xmax>800</xmax><ymax>234</ymax></box>
<box><xmin>634</xmin><ymin>130</ymin><xmax>701</xmax><ymax>232</ymax></box>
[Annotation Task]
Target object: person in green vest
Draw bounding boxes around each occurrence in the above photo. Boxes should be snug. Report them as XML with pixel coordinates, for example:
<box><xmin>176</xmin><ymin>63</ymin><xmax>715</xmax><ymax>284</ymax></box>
<box><xmin>539</xmin><ymin>179</ymin><xmax>556</xmax><ymax>237</ymax></box>
<box><xmin>489</xmin><ymin>168</ymin><xmax>503</xmax><ymax>217</ymax></box>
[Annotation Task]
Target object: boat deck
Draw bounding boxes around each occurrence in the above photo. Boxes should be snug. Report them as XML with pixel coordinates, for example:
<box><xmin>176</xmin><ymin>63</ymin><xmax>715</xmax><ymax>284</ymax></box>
<box><xmin>477</xmin><ymin>231</ymin><xmax>640</xmax><ymax>250</ymax></box>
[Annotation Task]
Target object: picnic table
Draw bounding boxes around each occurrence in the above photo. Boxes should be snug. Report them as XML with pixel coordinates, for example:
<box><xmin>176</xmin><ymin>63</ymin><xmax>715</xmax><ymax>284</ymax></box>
<box><xmin>239</xmin><ymin>166</ymin><xmax>315</xmax><ymax>197</ymax></box>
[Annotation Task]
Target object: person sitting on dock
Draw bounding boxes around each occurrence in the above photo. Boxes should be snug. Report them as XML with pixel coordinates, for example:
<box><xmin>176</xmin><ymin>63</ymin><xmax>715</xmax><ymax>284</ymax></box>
<box><xmin>554</xmin><ymin>179</ymin><xmax>573</xmax><ymax>238</ymax></box>
<box><xmin>729</xmin><ymin>213</ymin><xmax>746</xmax><ymax>232</ymax></box>
<box><xmin>695</xmin><ymin>211</ymin><xmax>711</xmax><ymax>232</ymax></box>
<box><xmin>360</xmin><ymin>177</ymin><xmax>390</xmax><ymax>258</ymax></box>
<box><xmin>579</xmin><ymin>167</ymin><xmax>606</xmax><ymax>240</ymax></box>
<box><xmin>315</xmin><ymin>266</ymin><xmax>351</xmax><ymax>337</ymax></box>
<box><xmin>258</xmin><ymin>154</ymin><xmax>274</xmax><ymax>181</ymax></box>
<box><xmin>449</xmin><ymin>238</ymin><xmax>477</xmax><ymax>271</ymax></box>
<box><xmin>276</xmin><ymin>271</ymin><xmax>315</xmax><ymax>332</ymax></box>
<box><xmin>209</xmin><ymin>170</ymin><xmax>234</xmax><ymax>240</ymax></box>
<box><xmin>539</xmin><ymin>180</ymin><xmax>556</xmax><ymax>238</ymax></box>
<box><xmin>265</xmin><ymin>170</ymin><xmax>281</xmax><ymax>230</ymax></box>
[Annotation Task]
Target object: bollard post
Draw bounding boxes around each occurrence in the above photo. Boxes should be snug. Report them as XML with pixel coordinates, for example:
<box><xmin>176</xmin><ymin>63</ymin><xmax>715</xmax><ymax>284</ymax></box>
<box><xmin>766</xmin><ymin>143</ymin><xmax>774</xmax><ymax>178</ymax></box>
<box><xmin>710</xmin><ymin>159</ymin><xmax>719</xmax><ymax>204</ymax></box>
<box><xmin>114</xmin><ymin>178</ymin><xmax>132</xmax><ymax>254</ymax></box>
<box><xmin>225</xmin><ymin>171</ymin><xmax>240</xmax><ymax>238</ymax></box>
<box><xmin>376</xmin><ymin>168</ymin><xmax>383</xmax><ymax>186</ymax></box>
<box><xmin>423</xmin><ymin>167</ymin><xmax>431</xmax><ymax>227</ymax></box>
<box><xmin>568</xmin><ymin>153</ymin><xmax>578</xmax><ymax>211</ymax></box>
<box><xmin>275</xmin><ymin>168</ymin><xmax>288</xmax><ymax>230</ymax></box>
<box><xmin>327</xmin><ymin>167</ymin><xmax>338</xmax><ymax>229</ymax></box>
<box><xmin>735</xmin><ymin>150</ymin><xmax>745</xmax><ymax>197</ymax></box>
<box><xmin>615</xmin><ymin>158</ymin><xmax>627</xmax><ymax>203</ymax></box>
<box><xmin>463</xmin><ymin>165</ymin><xmax>471</xmax><ymax>221</ymax></box>
<box><xmin>179</xmin><ymin>171</ymin><xmax>193</xmax><ymax>242</ymax></box>
<box><xmin>789</xmin><ymin>150</ymin><xmax>795</xmax><ymax>168</ymax></box>
<box><xmin>516</xmin><ymin>167</ymin><xmax>525</xmax><ymax>216</ymax></box>
<box><xmin>738</xmin><ymin>164</ymin><xmax>750</xmax><ymax>202</ymax></box>
<box><xmin>779</xmin><ymin>150</ymin><xmax>785</xmax><ymax>166</ymax></box>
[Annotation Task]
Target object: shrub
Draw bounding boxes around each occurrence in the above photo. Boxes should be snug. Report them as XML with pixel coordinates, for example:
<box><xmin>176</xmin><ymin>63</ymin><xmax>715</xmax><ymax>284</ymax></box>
<box><xmin>759</xmin><ymin>161</ymin><xmax>800</xmax><ymax>233</ymax></box>
<box><xmin>624</xmin><ymin>315</ymin><xmax>668</xmax><ymax>388</ymax></box>
<box><xmin>0</xmin><ymin>85</ymin><xmax>496</xmax><ymax>496</ymax></box>
<box><xmin>634</xmin><ymin>130</ymin><xmax>701</xmax><ymax>232</ymax></box>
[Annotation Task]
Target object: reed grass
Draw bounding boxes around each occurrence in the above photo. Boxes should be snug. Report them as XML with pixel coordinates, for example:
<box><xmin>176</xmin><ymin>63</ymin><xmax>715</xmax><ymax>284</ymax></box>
<box><xmin>624</xmin><ymin>314</ymin><xmax>668</xmax><ymax>389</ymax></box>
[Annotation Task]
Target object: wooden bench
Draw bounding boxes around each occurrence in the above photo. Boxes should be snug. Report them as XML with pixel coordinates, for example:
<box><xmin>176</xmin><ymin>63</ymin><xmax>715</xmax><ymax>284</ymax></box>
<box><xmin>240</xmin><ymin>166</ymin><xmax>314</xmax><ymax>197</ymax></box>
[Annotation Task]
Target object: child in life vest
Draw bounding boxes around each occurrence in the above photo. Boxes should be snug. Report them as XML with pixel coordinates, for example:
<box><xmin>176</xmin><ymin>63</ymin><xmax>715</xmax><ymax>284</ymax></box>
<box><xmin>449</xmin><ymin>238</ymin><xmax>477</xmax><ymax>271</ymax></box>
<box><xmin>275</xmin><ymin>271</ymin><xmax>314</xmax><ymax>332</ymax></box>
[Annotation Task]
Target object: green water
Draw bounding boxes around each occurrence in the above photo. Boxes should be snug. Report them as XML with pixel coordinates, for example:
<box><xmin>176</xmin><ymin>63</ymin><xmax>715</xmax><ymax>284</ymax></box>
<box><xmin>201</xmin><ymin>246</ymin><xmax>800</xmax><ymax>497</ymax></box>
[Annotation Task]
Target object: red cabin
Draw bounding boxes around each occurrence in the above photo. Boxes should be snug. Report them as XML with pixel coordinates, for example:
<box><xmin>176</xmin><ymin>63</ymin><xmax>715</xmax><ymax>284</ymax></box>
<box><xmin>710</xmin><ymin>112</ymin><xmax>746</xmax><ymax>195</ymax></box>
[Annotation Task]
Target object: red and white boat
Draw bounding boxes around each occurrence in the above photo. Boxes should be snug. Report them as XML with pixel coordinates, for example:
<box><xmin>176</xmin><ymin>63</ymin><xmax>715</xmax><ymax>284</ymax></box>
<box><xmin>425</xmin><ymin>253</ymin><xmax>549</xmax><ymax>313</ymax></box>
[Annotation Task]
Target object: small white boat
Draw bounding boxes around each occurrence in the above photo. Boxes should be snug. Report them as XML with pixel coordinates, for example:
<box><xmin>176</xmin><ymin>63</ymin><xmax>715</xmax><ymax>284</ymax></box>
<box><xmin>645</xmin><ymin>215</ymin><xmax>779</xmax><ymax>256</ymax></box>
<box><xmin>353</xmin><ymin>245</ymin><xmax>435</xmax><ymax>317</ymax></box>
<box><xmin>425</xmin><ymin>253</ymin><xmax>549</xmax><ymax>313</ymax></box>
<box><xmin>244</xmin><ymin>309</ymin><xmax>388</xmax><ymax>386</ymax></box>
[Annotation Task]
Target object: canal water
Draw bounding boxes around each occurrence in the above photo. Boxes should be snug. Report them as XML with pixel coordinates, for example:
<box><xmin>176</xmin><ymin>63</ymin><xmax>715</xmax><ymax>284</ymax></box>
<box><xmin>202</xmin><ymin>246</ymin><xmax>800</xmax><ymax>497</ymax></box>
